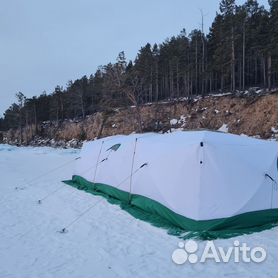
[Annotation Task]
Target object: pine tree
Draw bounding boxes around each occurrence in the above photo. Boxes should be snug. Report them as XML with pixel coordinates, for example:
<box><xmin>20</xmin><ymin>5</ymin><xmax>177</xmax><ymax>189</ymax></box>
<box><xmin>269</xmin><ymin>0</ymin><xmax>278</xmax><ymax>87</ymax></box>
<box><xmin>0</xmin><ymin>0</ymin><xmax>275</xmax><ymax>132</ymax></box>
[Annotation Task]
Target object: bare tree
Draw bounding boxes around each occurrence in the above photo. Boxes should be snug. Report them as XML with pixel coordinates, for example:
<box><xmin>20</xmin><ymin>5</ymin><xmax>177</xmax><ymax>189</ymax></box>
<box><xmin>16</xmin><ymin>92</ymin><xmax>26</xmax><ymax>144</ymax></box>
<box><xmin>103</xmin><ymin>52</ymin><xmax>144</xmax><ymax>133</ymax></box>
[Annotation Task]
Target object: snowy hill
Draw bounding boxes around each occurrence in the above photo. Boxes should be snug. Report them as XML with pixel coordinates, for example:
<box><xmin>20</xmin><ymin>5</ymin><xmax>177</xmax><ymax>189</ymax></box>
<box><xmin>0</xmin><ymin>144</ymin><xmax>277</xmax><ymax>277</ymax></box>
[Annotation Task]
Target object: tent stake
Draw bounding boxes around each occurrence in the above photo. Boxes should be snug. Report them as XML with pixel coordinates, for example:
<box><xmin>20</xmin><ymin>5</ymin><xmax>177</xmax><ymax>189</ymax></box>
<box><xmin>37</xmin><ymin>184</ymin><xmax>66</xmax><ymax>204</ymax></box>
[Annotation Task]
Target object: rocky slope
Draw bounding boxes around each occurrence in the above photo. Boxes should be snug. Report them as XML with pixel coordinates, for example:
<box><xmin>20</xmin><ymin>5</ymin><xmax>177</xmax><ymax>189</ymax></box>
<box><xmin>1</xmin><ymin>92</ymin><xmax>277</xmax><ymax>148</ymax></box>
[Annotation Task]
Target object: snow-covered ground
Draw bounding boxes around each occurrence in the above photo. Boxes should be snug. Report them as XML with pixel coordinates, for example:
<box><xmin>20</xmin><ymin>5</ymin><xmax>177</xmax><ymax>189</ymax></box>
<box><xmin>0</xmin><ymin>144</ymin><xmax>277</xmax><ymax>277</ymax></box>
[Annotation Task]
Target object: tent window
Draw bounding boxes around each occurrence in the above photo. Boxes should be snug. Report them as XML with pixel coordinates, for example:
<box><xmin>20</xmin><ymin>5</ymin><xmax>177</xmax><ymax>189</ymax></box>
<box><xmin>106</xmin><ymin>143</ymin><xmax>121</xmax><ymax>152</ymax></box>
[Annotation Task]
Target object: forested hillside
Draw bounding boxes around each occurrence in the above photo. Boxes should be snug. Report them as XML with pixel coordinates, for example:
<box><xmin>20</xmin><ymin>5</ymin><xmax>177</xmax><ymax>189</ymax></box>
<box><xmin>0</xmin><ymin>0</ymin><xmax>277</xmax><ymax>135</ymax></box>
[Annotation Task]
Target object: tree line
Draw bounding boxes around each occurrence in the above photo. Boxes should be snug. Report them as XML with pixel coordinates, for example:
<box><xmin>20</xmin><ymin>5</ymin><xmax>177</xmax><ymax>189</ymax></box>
<box><xmin>0</xmin><ymin>0</ymin><xmax>277</xmax><ymax>133</ymax></box>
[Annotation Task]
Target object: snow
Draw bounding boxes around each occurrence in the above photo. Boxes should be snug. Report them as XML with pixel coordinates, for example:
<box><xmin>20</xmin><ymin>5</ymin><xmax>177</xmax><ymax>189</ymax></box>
<box><xmin>209</xmin><ymin>92</ymin><xmax>233</xmax><ymax>97</ymax></box>
<box><xmin>271</xmin><ymin>127</ymin><xmax>278</xmax><ymax>134</ymax></box>
<box><xmin>170</xmin><ymin>128</ymin><xmax>184</xmax><ymax>133</ymax></box>
<box><xmin>0</xmin><ymin>144</ymin><xmax>277</xmax><ymax>277</ymax></box>
<box><xmin>170</xmin><ymin>116</ymin><xmax>187</xmax><ymax>127</ymax></box>
<box><xmin>218</xmin><ymin>124</ymin><xmax>229</xmax><ymax>133</ymax></box>
<box><xmin>178</xmin><ymin>115</ymin><xmax>187</xmax><ymax>124</ymax></box>
<box><xmin>170</xmin><ymin>119</ymin><xmax>178</xmax><ymax>125</ymax></box>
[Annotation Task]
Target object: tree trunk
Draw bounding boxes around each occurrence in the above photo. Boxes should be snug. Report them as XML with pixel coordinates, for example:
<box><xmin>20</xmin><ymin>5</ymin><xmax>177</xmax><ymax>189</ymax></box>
<box><xmin>255</xmin><ymin>57</ymin><xmax>258</xmax><ymax>85</ymax></box>
<box><xmin>262</xmin><ymin>56</ymin><xmax>266</xmax><ymax>87</ymax></box>
<box><xmin>242</xmin><ymin>23</ymin><xmax>246</xmax><ymax>91</ymax></box>
<box><xmin>267</xmin><ymin>53</ymin><xmax>272</xmax><ymax>90</ymax></box>
<box><xmin>96</xmin><ymin>115</ymin><xmax>107</xmax><ymax>139</ymax></box>
<box><xmin>176</xmin><ymin>61</ymin><xmax>180</xmax><ymax>97</ymax></box>
<box><xmin>169</xmin><ymin>62</ymin><xmax>174</xmax><ymax>99</ymax></box>
<box><xmin>25</xmin><ymin>111</ymin><xmax>29</xmax><ymax>143</ymax></box>
<box><xmin>184</xmin><ymin>73</ymin><xmax>188</xmax><ymax>97</ymax></box>
<box><xmin>221</xmin><ymin>69</ymin><xmax>224</xmax><ymax>92</ymax></box>
<box><xmin>19</xmin><ymin>111</ymin><xmax>23</xmax><ymax>144</ymax></box>
<box><xmin>201</xmin><ymin>35</ymin><xmax>205</xmax><ymax>96</ymax></box>
<box><xmin>149</xmin><ymin>67</ymin><xmax>153</xmax><ymax>102</ymax></box>
<box><xmin>155</xmin><ymin>61</ymin><xmax>159</xmax><ymax>102</ymax></box>
<box><xmin>60</xmin><ymin>96</ymin><xmax>64</xmax><ymax>120</ymax></box>
<box><xmin>135</xmin><ymin>105</ymin><xmax>143</xmax><ymax>133</ymax></box>
<box><xmin>33</xmin><ymin>103</ymin><xmax>38</xmax><ymax>135</ymax></box>
<box><xmin>195</xmin><ymin>40</ymin><xmax>198</xmax><ymax>95</ymax></box>
<box><xmin>80</xmin><ymin>94</ymin><xmax>85</xmax><ymax>119</ymax></box>
<box><xmin>209</xmin><ymin>72</ymin><xmax>212</xmax><ymax>93</ymax></box>
<box><xmin>239</xmin><ymin>60</ymin><xmax>242</xmax><ymax>90</ymax></box>
<box><xmin>231</xmin><ymin>26</ymin><xmax>236</xmax><ymax>92</ymax></box>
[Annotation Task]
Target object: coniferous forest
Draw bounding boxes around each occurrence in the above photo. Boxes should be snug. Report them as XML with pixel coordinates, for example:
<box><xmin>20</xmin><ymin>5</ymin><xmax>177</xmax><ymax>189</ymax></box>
<box><xmin>0</xmin><ymin>0</ymin><xmax>277</xmax><ymax>132</ymax></box>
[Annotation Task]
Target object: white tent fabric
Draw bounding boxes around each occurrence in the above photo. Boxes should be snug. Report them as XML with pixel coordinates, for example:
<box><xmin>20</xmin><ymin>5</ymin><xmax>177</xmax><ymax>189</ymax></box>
<box><xmin>75</xmin><ymin>131</ymin><xmax>278</xmax><ymax>221</ymax></box>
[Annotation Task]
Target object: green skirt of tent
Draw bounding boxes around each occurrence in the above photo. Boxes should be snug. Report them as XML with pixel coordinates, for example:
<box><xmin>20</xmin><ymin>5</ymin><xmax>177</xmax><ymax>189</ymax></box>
<box><xmin>63</xmin><ymin>175</ymin><xmax>278</xmax><ymax>240</ymax></box>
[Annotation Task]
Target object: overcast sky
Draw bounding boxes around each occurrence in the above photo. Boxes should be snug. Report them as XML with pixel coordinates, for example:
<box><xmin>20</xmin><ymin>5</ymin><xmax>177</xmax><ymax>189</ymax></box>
<box><xmin>0</xmin><ymin>0</ymin><xmax>269</xmax><ymax>116</ymax></box>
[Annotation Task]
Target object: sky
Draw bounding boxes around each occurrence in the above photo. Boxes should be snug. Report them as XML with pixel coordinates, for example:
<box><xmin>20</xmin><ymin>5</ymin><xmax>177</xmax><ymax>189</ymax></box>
<box><xmin>0</xmin><ymin>0</ymin><xmax>269</xmax><ymax>116</ymax></box>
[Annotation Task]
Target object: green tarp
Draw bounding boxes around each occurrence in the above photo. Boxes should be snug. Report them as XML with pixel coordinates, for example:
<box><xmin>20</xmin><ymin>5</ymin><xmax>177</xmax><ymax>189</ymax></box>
<box><xmin>64</xmin><ymin>175</ymin><xmax>278</xmax><ymax>240</ymax></box>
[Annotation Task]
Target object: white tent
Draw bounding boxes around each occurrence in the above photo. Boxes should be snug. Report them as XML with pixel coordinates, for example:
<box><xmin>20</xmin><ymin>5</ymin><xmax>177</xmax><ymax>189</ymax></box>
<box><xmin>71</xmin><ymin>131</ymin><xmax>277</xmax><ymax>232</ymax></box>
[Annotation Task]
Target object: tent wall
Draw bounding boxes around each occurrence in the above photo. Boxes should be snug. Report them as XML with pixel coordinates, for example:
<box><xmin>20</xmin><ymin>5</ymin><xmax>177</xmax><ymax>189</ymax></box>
<box><xmin>73</xmin><ymin>131</ymin><xmax>278</xmax><ymax>229</ymax></box>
